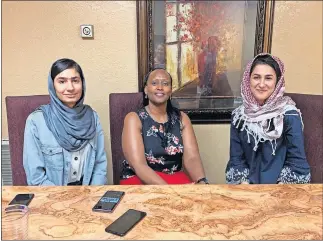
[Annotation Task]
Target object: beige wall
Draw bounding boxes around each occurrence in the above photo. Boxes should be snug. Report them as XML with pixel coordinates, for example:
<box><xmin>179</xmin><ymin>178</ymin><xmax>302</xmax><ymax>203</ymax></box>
<box><xmin>2</xmin><ymin>1</ymin><xmax>322</xmax><ymax>184</ymax></box>
<box><xmin>271</xmin><ymin>1</ymin><xmax>322</xmax><ymax>94</ymax></box>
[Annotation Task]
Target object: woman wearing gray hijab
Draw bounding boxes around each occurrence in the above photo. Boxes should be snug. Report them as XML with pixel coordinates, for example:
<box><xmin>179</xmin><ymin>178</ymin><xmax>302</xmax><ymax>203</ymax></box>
<box><xmin>23</xmin><ymin>58</ymin><xmax>107</xmax><ymax>186</ymax></box>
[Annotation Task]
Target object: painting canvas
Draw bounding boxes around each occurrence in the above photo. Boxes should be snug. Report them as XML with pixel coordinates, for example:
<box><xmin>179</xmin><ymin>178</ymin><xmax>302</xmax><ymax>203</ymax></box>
<box><xmin>137</xmin><ymin>0</ymin><xmax>275</xmax><ymax>123</ymax></box>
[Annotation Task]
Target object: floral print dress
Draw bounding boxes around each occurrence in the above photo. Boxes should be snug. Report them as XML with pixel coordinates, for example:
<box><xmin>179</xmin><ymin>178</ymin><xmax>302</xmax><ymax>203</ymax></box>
<box><xmin>121</xmin><ymin>108</ymin><xmax>184</xmax><ymax>180</ymax></box>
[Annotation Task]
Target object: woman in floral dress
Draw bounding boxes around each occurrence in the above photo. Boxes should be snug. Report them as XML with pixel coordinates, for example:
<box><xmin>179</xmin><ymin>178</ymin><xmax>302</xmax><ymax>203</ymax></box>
<box><xmin>120</xmin><ymin>68</ymin><xmax>208</xmax><ymax>185</ymax></box>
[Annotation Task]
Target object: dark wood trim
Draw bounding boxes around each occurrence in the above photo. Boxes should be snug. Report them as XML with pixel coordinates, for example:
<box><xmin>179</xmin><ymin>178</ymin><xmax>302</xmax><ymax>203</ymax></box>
<box><xmin>254</xmin><ymin>0</ymin><xmax>275</xmax><ymax>55</ymax></box>
<box><xmin>264</xmin><ymin>0</ymin><xmax>275</xmax><ymax>53</ymax></box>
<box><xmin>254</xmin><ymin>1</ymin><xmax>265</xmax><ymax>55</ymax></box>
<box><xmin>136</xmin><ymin>0</ymin><xmax>149</xmax><ymax>91</ymax></box>
<box><xmin>186</xmin><ymin>109</ymin><xmax>233</xmax><ymax>124</ymax></box>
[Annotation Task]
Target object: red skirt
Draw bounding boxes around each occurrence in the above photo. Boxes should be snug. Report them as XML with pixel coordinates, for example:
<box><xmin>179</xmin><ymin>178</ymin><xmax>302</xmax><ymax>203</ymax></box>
<box><xmin>120</xmin><ymin>171</ymin><xmax>192</xmax><ymax>185</ymax></box>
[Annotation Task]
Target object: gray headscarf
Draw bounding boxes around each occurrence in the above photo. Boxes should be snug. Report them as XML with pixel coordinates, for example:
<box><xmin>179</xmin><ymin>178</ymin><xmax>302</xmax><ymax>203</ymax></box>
<box><xmin>40</xmin><ymin>72</ymin><xmax>96</xmax><ymax>151</ymax></box>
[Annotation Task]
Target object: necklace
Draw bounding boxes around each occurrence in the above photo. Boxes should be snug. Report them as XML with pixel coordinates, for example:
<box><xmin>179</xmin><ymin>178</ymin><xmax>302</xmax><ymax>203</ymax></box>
<box><xmin>146</xmin><ymin>106</ymin><xmax>168</xmax><ymax>124</ymax></box>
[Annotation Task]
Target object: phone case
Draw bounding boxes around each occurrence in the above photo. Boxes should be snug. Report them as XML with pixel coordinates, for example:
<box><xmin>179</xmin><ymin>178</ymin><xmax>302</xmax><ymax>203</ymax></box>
<box><xmin>105</xmin><ymin>209</ymin><xmax>147</xmax><ymax>237</ymax></box>
<box><xmin>9</xmin><ymin>194</ymin><xmax>34</xmax><ymax>206</ymax></box>
<box><xmin>92</xmin><ymin>191</ymin><xmax>125</xmax><ymax>213</ymax></box>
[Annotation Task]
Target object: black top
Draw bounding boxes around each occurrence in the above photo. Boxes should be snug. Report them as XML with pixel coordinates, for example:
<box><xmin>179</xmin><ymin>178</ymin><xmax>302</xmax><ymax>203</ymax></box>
<box><xmin>121</xmin><ymin>107</ymin><xmax>184</xmax><ymax>179</ymax></box>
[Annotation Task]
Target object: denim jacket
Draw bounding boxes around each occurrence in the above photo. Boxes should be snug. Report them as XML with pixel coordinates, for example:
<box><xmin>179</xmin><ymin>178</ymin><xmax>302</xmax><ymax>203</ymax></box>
<box><xmin>23</xmin><ymin>109</ymin><xmax>107</xmax><ymax>186</ymax></box>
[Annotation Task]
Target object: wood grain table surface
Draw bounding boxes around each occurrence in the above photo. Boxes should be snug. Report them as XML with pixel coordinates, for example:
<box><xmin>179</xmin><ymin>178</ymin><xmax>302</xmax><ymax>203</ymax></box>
<box><xmin>2</xmin><ymin>184</ymin><xmax>322</xmax><ymax>240</ymax></box>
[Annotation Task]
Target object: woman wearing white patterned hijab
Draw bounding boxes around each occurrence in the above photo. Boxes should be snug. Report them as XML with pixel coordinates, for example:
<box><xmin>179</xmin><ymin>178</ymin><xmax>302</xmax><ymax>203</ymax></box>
<box><xmin>225</xmin><ymin>53</ymin><xmax>311</xmax><ymax>184</ymax></box>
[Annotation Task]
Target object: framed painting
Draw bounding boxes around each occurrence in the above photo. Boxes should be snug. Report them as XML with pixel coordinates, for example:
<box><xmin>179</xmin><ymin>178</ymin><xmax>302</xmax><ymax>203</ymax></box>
<box><xmin>137</xmin><ymin>0</ymin><xmax>275</xmax><ymax>124</ymax></box>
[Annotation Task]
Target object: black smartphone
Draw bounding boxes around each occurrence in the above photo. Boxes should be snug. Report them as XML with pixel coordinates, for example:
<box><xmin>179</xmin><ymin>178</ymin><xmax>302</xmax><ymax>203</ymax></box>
<box><xmin>105</xmin><ymin>209</ymin><xmax>147</xmax><ymax>237</ymax></box>
<box><xmin>92</xmin><ymin>191</ymin><xmax>125</xmax><ymax>213</ymax></box>
<box><xmin>8</xmin><ymin>194</ymin><xmax>34</xmax><ymax>206</ymax></box>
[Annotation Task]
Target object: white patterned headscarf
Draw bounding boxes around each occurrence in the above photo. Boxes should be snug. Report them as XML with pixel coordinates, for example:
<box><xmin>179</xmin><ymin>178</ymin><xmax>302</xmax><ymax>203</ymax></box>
<box><xmin>232</xmin><ymin>53</ymin><xmax>302</xmax><ymax>155</ymax></box>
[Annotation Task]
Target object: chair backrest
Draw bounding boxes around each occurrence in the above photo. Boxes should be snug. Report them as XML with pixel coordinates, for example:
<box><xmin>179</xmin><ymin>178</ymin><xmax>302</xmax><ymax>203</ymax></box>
<box><xmin>109</xmin><ymin>93</ymin><xmax>143</xmax><ymax>184</ymax></box>
<box><xmin>5</xmin><ymin>95</ymin><xmax>50</xmax><ymax>185</ymax></box>
<box><xmin>285</xmin><ymin>93</ymin><xmax>323</xmax><ymax>183</ymax></box>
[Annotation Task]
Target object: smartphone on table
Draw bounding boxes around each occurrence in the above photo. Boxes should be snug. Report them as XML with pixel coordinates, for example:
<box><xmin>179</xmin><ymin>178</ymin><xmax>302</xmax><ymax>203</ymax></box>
<box><xmin>92</xmin><ymin>190</ymin><xmax>125</xmax><ymax>213</ymax></box>
<box><xmin>8</xmin><ymin>194</ymin><xmax>34</xmax><ymax>206</ymax></box>
<box><xmin>105</xmin><ymin>209</ymin><xmax>147</xmax><ymax>237</ymax></box>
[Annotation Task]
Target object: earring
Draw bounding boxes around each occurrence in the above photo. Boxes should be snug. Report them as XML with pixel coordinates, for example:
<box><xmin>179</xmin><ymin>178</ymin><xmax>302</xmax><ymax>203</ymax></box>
<box><xmin>170</xmin><ymin>95</ymin><xmax>172</xmax><ymax>100</ymax></box>
<box><xmin>145</xmin><ymin>94</ymin><xmax>148</xmax><ymax>99</ymax></box>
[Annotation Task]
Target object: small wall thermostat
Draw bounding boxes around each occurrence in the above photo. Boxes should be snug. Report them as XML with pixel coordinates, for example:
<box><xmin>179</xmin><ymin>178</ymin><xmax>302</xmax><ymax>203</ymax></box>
<box><xmin>80</xmin><ymin>25</ymin><xmax>93</xmax><ymax>38</ymax></box>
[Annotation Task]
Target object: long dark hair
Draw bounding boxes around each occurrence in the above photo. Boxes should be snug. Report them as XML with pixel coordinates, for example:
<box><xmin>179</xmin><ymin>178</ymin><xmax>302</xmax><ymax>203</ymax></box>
<box><xmin>250</xmin><ymin>55</ymin><xmax>282</xmax><ymax>84</ymax></box>
<box><xmin>142</xmin><ymin>68</ymin><xmax>181</xmax><ymax>140</ymax></box>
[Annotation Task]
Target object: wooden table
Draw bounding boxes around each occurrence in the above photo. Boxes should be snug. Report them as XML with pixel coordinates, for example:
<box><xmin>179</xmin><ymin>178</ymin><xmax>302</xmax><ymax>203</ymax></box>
<box><xmin>2</xmin><ymin>185</ymin><xmax>322</xmax><ymax>240</ymax></box>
